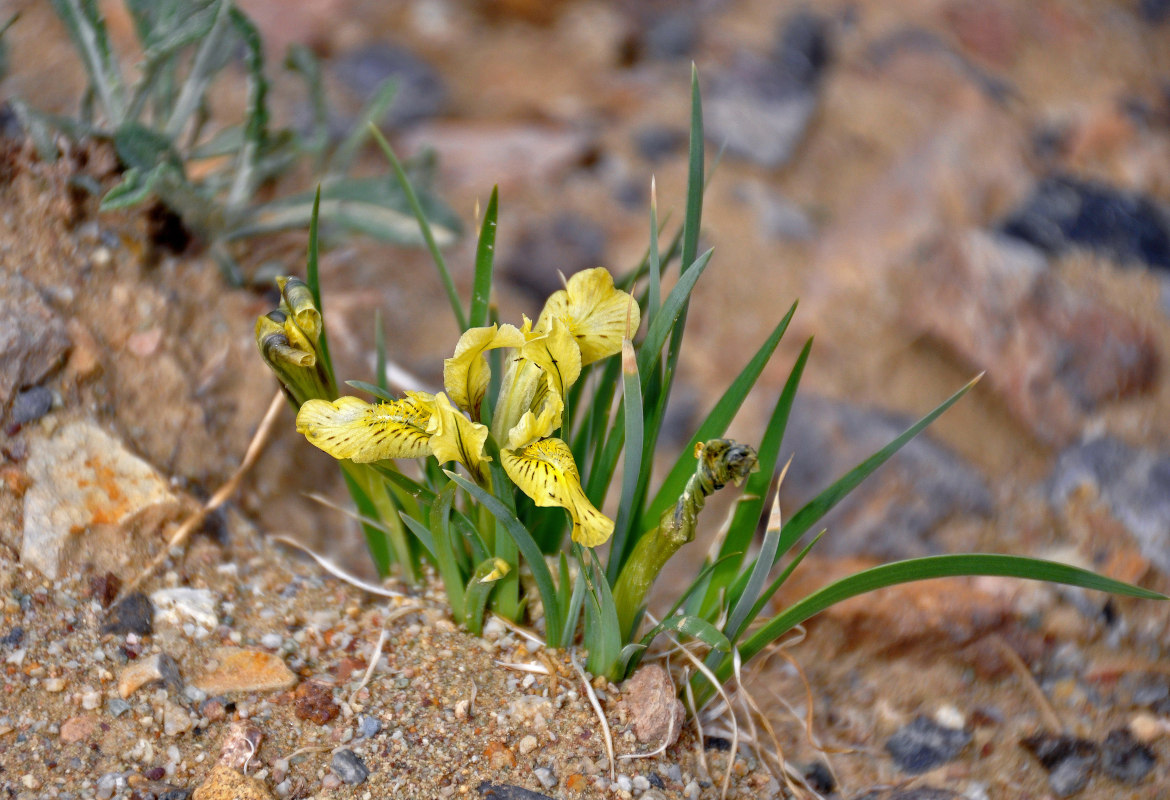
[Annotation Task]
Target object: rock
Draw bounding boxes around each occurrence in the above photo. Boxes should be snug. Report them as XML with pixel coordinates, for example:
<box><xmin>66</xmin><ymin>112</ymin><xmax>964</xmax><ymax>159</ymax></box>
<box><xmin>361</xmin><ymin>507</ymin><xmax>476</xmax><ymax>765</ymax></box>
<box><xmin>518</xmin><ymin>734</ymin><xmax>538</xmax><ymax>755</ymax></box>
<box><xmin>59</xmin><ymin>714</ymin><xmax>97</xmax><ymax>743</ymax></box>
<box><xmin>633</xmin><ymin>125</ymin><xmax>686</xmax><ymax>163</ymax></box>
<box><xmin>500</xmin><ymin>213</ymin><xmax>607</xmax><ymax>303</ymax></box>
<box><xmin>999</xmin><ymin>175</ymin><xmax>1170</xmax><ymax>271</ymax></box>
<box><xmin>1099</xmin><ymin>728</ymin><xmax>1155</xmax><ymax>784</ymax></box>
<box><xmin>779</xmin><ymin>394</ymin><xmax>993</xmax><ymax>559</ymax></box>
<box><xmin>621</xmin><ymin>664</ymin><xmax>685</xmax><ymax>747</ymax></box>
<box><xmin>704</xmin><ymin>10</ymin><xmax>830</xmax><ymax>167</ymax></box>
<box><xmin>10</xmin><ymin>386</ymin><xmax>53</xmax><ymax>425</ymax></box>
<box><xmin>102</xmin><ymin>593</ymin><xmax>156</xmax><ymax>637</ymax></box>
<box><xmin>908</xmin><ymin>230</ymin><xmax>1157</xmax><ymax>445</ymax></box>
<box><xmin>533</xmin><ymin>765</ymin><xmax>557</xmax><ymax>788</ymax></box>
<box><xmin>293</xmin><ymin>679</ymin><xmax>339</xmax><ymax>724</ymax></box>
<box><xmin>163</xmin><ymin>701</ymin><xmax>193</xmax><ymax>736</ymax></box>
<box><xmin>484</xmin><ymin>740</ymin><xmax>516</xmax><ymax>769</ymax></box>
<box><xmin>190</xmin><ymin>764</ymin><xmax>273</xmax><ymax>800</ymax></box>
<box><xmin>854</xmin><ymin>790</ymin><xmax>963</xmax><ymax>800</ymax></box>
<box><xmin>331</xmin><ymin>748</ymin><xmax>371</xmax><ymax>785</ymax></box>
<box><xmin>1021</xmin><ymin>733</ymin><xmax>1099</xmax><ymax>797</ymax></box>
<box><xmin>0</xmin><ymin>270</ymin><xmax>70</xmax><ymax>411</ymax></box>
<box><xmin>801</xmin><ymin>760</ymin><xmax>834</xmax><ymax>793</ymax></box>
<box><xmin>885</xmin><ymin>716</ymin><xmax>971</xmax><ymax>774</ymax></box>
<box><xmin>477</xmin><ymin>782</ymin><xmax>555</xmax><ymax>800</ymax></box>
<box><xmin>192</xmin><ymin>648</ymin><xmax>297</xmax><ymax>695</ymax></box>
<box><xmin>219</xmin><ymin>720</ymin><xmax>263</xmax><ymax>771</ymax></box>
<box><xmin>22</xmin><ymin>421</ymin><xmax>178</xmax><ymax>579</ymax></box>
<box><xmin>333</xmin><ymin>43</ymin><xmax>447</xmax><ymax>128</ymax></box>
<box><xmin>88</xmin><ymin>572</ymin><xmax>122</xmax><ymax>608</ymax></box>
<box><xmin>151</xmin><ymin>587</ymin><xmax>219</xmax><ymax>634</ymax></box>
<box><xmin>1141</xmin><ymin>0</ymin><xmax>1170</xmax><ymax>24</ymax></box>
<box><xmin>621</xmin><ymin>9</ymin><xmax>698</xmax><ymax>62</ymax></box>
<box><xmin>117</xmin><ymin>652</ymin><xmax>181</xmax><ymax>698</ymax></box>
<box><xmin>356</xmin><ymin>714</ymin><xmax>381</xmax><ymax>739</ymax></box>
<box><xmin>1049</xmin><ymin>438</ymin><xmax>1170</xmax><ymax>574</ymax></box>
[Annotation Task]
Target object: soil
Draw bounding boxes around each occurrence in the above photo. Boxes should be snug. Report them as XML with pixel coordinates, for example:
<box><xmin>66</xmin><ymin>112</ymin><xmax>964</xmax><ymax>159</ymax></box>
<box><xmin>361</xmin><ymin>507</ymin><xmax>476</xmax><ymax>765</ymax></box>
<box><xmin>3</xmin><ymin>1</ymin><xmax>1170</xmax><ymax>798</ymax></box>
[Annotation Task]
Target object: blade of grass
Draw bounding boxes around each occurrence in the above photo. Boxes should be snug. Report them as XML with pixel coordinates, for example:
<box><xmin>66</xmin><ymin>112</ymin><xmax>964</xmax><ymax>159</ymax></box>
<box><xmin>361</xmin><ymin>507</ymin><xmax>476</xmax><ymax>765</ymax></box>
<box><xmin>635</xmin><ymin>248</ymin><xmax>713</xmax><ymax>380</ymax></box>
<box><xmin>608</xmin><ymin>341</ymin><xmax>644</xmax><ymax>581</ymax></box>
<box><xmin>368</xmin><ymin>125</ymin><xmax>468</xmax><ymax>330</ymax></box>
<box><xmin>329</xmin><ymin>78</ymin><xmax>397</xmax><ymax>175</ymax></box>
<box><xmin>445</xmin><ymin>470</ymin><xmax>563</xmax><ymax>646</ymax></box>
<box><xmin>470</xmin><ymin>186</ymin><xmax>499</xmax><ymax>329</ymax></box>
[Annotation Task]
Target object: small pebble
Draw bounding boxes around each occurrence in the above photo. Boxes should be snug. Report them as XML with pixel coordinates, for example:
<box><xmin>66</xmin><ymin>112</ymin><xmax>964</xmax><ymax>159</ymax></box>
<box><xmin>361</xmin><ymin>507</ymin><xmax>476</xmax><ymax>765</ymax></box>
<box><xmin>11</xmin><ymin>386</ymin><xmax>54</xmax><ymax>425</ymax></box>
<box><xmin>533</xmin><ymin>766</ymin><xmax>557</xmax><ymax>789</ymax></box>
<box><xmin>357</xmin><ymin>714</ymin><xmax>381</xmax><ymax>738</ymax></box>
<box><xmin>106</xmin><ymin>698</ymin><xmax>132</xmax><ymax>717</ymax></box>
<box><xmin>886</xmin><ymin>716</ymin><xmax>972</xmax><ymax>774</ymax></box>
<box><xmin>102</xmin><ymin>593</ymin><xmax>155</xmax><ymax>636</ymax></box>
<box><xmin>617</xmin><ymin>774</ymin><xmax>633</xmax><ymax>792</ymax></box>
<box><xmin>260</xmin><ymin>633</ymin><xmax>283</xmax><ymax>649</ymax></box>
<box><xmin>44</xmin><ymin>677</ymin><xmax>66</xmax><ymax>692</ymax></box>
<box><xmin>518</xmin><ymin>734</ymin><xmax>538</xmax><ymax>755</ymax></box>
<box><xmin>331</xmin><ymin>749</ymin><xmax>371</xmax><ymax>785</ymax></box>
<box><xmin>684</xmin><ymin>780</ymin><xmax>700</xmax><ymax>800</ymax></box>
<box><xmin>632</xmin><ymin>775</ymin><xmax>650</xmax><ymax>791</ymax></box>
<box><xmin>1101</xmin><ymin>728</ymin><xmax>1156</xmax><ymax>784</ymax></box>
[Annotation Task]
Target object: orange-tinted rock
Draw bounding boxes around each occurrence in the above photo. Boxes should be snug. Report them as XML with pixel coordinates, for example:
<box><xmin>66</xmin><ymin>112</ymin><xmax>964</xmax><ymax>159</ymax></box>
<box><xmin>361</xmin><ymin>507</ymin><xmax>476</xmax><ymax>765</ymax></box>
<box><xmin>483</xmin><ymin>740</ymin><xmax>516</xmax><ymax>769</ymax></box>
<box><xmin>59</xmin><ymin>715</ymin><xmax>97</xmax><ymax>744</ymax></box>
<box><xmin>293</xmin><ymin>680</ymin><xmax>339</xmax><ymax>724</ymax></box>
<box><xmin>192</xmin><ymin>648</ymin><xmax>297</xmax><ymax>695</ymax></box>
<box><xmin>191</xmin><ymin>764</ymin><xmax>273</xmax><ymax>800</ymax></box>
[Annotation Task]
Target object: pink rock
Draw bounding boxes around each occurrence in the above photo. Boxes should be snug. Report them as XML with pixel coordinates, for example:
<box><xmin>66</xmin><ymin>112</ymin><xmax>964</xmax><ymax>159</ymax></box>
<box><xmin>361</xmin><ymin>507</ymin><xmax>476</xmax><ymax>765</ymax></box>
<box><xmin>59</xmin><ymin>715</ymin><xmax>97</xmax><ymax>744</ymax></box>
<box><xmin>218</xmin><ymin>720</ymin><xmax>263</xmax><ymax>771</ymax></box>
<box><xmin>622</xmin><ymin>664</ymin><xmax>685</xmax><ymax>747</ymax></box>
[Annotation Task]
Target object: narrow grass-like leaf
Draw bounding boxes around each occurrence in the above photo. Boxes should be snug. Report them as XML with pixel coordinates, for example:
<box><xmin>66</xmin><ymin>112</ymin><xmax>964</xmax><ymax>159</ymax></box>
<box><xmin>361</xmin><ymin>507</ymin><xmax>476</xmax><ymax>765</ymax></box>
<box><xmin>163</xmin><ymin>0</ymin><xmax>231</xmax><ymax>139</ymax></box>
<box><xmin>51</xmin><ymin>0</ymin><xmax>126</xmax><ymax>122</ymax></box>
<box><xmin>581</xmin><ymin>550</ymin><xmax>623</xmax><ymax>680</ymax></box>
<box><xmin>560</xmin><ymin>556</ymin><xmax>588</xmax><ymax>649</ymax></box>
<box><xmin>720</xmin><ymin>554</ymin><xmax>1167</xmax><ymax>686</ymax></box>
<box><xmin>646</xmin><ymin>178</ymin><xmax>662</xmax><ymax>327</ymax></box>
<box><xmin>470</xmin><ymin>187</ymin><xmax>499</xmax><ymax>329</ymax></box>
<box><xmin>369</xmin><ymin>125</ymin><xmax>467</xmax><ymax>330</ymax></box>
<box><xmin>636</xmin><ymin>248</ymin><xmax>713</xmax><ymax>380</ymax></box>
<box><xmin>738</xmin><ymin>530</ymin><xmax>825</xmax><ymax>635</ymax></box>
<box><xmin>776</xmin><ymin>375</ymin><xmax>980</xmax><ymax>558</ymax></box>
<box><xmin>723</xmin><ymin>512</ymin><xmax>783</xmax><ymax>643</ymax></box>
<box><xmin>464</xmin><ymin>558</ymin><xmax>508</xmax><ymax>635</ymax></box>
<box><xmin>608</xmin><ymin>341</ymin><xmax>645</xmax><ymax>581</ymax></box>
<box><xmin>339</xmin><ymin>465</ymin><xmax>391</xmax><ymax>576</ymax></box>
<box><xmin>398</xmin><ymin>510</ymin><xmax>437</xmax><ymax>562</ymax></box>
<box><xmin>681</xmin><ymin>65</ymin><xmax>704</xmax><ymax>278</ymax></box>
<box><xmin>446</xmin><ymin>470</ymin><xmax>562</xmax><ymax>645</ymax></box>
<box><xmin>330</xmin><ymin>78</ymin><xmax>397</xmax><ymax>175</ymax></box>
<box><xmin>225</xmin><ymin>8</ymin><xmax>269</xmax><ymax>209</ymax></box>
<box><xmin>428</xmin><ymin>481</ymin><xmax>464</xmax><ymax>619</ymax></box>
<box><xmin>644</xmin><ymin>305</ymin><xmax>798</xmax><ymax>528</ymax></box>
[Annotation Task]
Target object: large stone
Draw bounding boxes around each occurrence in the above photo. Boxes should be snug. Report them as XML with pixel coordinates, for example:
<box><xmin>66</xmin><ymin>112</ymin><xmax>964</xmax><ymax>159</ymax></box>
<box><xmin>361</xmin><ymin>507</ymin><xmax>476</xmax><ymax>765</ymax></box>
<box><xmin>21</xmin><ymin>421</ymin><xmax>178</xmax><ymax>579</ymax></box>
<box><xmin>909</xmin><ymin>229</ymin><xmax>1158</xmax><ymax>445</ymax></box>
<box><xmin>192</xmin><ymin>647</ymin><xmax>297</xmax><ymax>695</ymax></box>
<box><xmin>621</xmin><ymin>664</ymin><xmax>685</xmax><ymax>747</ymax></box>
<box><xmin>0</xmin><ymin>271</ymin><xmax>70</xmax><ymax>411</ymax></box>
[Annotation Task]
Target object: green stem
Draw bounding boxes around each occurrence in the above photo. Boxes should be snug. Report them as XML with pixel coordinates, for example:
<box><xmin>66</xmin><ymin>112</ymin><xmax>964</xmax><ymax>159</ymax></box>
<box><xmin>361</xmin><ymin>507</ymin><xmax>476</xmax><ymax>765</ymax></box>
<box><xmin>612</xmin><ymin>440</ymin><xmax>757</xmax><ymax>640</ymax></box>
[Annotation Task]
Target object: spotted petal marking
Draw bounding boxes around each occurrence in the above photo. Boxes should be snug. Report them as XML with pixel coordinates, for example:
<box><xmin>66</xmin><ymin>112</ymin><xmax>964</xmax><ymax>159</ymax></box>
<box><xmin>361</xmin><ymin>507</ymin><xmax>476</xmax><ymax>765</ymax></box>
<box><xmin>296</xmin><ymin>394</ymin><xmax>434</xmax><ymax>462</ymax></box>
<box><xmin>536</xmin><ymin>267</ymin><xmax>640</xmax><ymax>365</ymax></box>
<box><xmin>521</xmin><ymin>316</ymin><xmax>581</xmax><ymax>401</ymax></box>
<box><xmin>502</xmin><ymin>437</ymin><xmax>614</xmax><ymax>547</ymax></box>
<box><xmin>426</xmin><ymin>392</ymin><xmax>491</xmax><ymax>479</ymax></box>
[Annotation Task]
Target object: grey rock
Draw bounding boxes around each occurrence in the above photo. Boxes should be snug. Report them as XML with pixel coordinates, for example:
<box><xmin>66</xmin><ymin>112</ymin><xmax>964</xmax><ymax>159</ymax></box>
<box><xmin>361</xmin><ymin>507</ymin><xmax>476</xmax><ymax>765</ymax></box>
<box><xmin>101</xmin><ymin>593</ymin><xmax>155</xmax><ymax>637</ymax></box>
<box><xmin>105</xmin><ymin>698</ymin><xmax>132</xmax><ymax>717</ymax></box>
<box><xmin>641</xmin><ymin>12</ymin><xmax>698</xmax><ymax>60</ymax></box>
<box><xmin>633</xmin><ymin>125</ymin><xmax>686</xmax><ymax>163</ymax></box>
<box><xmin>333</xmin><ymin>44</ymin><xmax>446</xmax><ymax>128</ymax></box>
<box><xmin>330</xmin><ymin>749</ymin><xmax>371</xmax><ymax>785</ymax></box>
<box><xmin>533</xmin><ymin>766</ymin><xmax>557</xmax><ymax>789</ymax></box>
<box><xmin>1</xmin><ymin>626</ymin><xmax>24</xmax><ymax>649</ymax></box>
<box><xmin>1049</xmin><ymin>438</ymin><xmax>1170</xmax><ymax>574</ymax></box>
<box><xmin>10</xmin><ymin>386</ymin><xmax>53</xmax><ymax>425</ymax></box>
<box><xmin>501</xmin><ymin>214</ymin><xmax>607</xmax><ymax>303</ymax></box>
<box><xmin>704</xmin><ymin>11</ymin><xmax>831</xmax><ymax>167</ymax></box>
<box><xmin>779</xmin><ymin>395</ymin><xmax>993</xmax><ymax>559</ymax></box>
<box><xmin>1021</xmin><ymin>733</ymin><xmax>1099</xmax><ymax>797</ymax></box>
<box><xmin>357</xmin><ymin>714</ymin><xmax>381</xmax><ymax>739</ymax></box>
<box><xmin>477</xmin><ymin>782</ymin><xmax>555</xmax><ymax>800</ymax></box>
<box><xmin>1100</xmin><ymin>729</ymin><xmax>1155</xmax><ymax>784</ymax></box>
<box><xmin>854</xmin><ymin>790</ymin><xmax>963</xmax><ymax>800</ymax></box>
<box><xmin>885</xmin><ymin>716</ymin><xmax>971</xmax><ymax>774</ymax></box>
<box><xmin>0</xmin><ymin>271</ymin><xmax>70</xmax><ymax>411</ymax></box>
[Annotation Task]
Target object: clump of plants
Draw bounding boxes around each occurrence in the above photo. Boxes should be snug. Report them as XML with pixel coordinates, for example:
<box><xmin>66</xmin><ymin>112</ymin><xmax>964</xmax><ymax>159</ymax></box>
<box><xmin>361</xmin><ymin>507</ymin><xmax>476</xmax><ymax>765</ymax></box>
<box><xmin>17</xmin><ymin>0</ymin><xmax>458</xmax><ymax>281</ymax></box>
<box><xmin>256</xmin><ymin>72</ymin><xmax>1162</xmax><ymax>706</ymax></box>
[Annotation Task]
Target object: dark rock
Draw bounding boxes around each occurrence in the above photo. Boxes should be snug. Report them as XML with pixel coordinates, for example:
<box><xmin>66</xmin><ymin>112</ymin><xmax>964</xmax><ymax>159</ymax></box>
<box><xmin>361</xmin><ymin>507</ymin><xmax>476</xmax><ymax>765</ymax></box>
<box><xmin>1140</xmin><ymin>0</ymin><xmax>1170</xmax><ymax>25</ymax></box>
<box><xmin>101</xmin><ymin>593</ymin><xmax>154</xmax><ymax>637</ymax></box>
<box><xmin>1</xmin><ymin>626</ymin><xmax>23</xmax><ymax>648</ymax></box>
<box><xmin>1100</xmin><ymin>729</ymin><xmax>1155</xmax><ymax>784</ymax></box>
<box><xmin>477</xmin><ymin>782</ymin><xmax>555</xmax><ymax>800</ymax></box>
<box><xmin>1021</xmin><ymin>733</ymin><xmax>1099</xmax><ymax>797</ymax></box>
<box><xmin>641</xmin><ymin>12</ymin><xmax>698</xmax><ymax>60</ymax></box>
<box><xmin>999</xmin><ymin>175</ymin><xmax>1170</xmax><ymax>271</ymax></box>
<box><xmin>779</xmin><ymin>394</ymin><xmax>993</xmax><ymax>560</ymax></box>
<box><xmin>909</xmin><ymin>230</ymin><xmax>1158</xmax><ymax>445</ymax></box>
<box><xmin>703</xmin><ymin>736</ymin><xmax>732</xmax><ymax>751</ymax></box>
<box><xmin>0</xmin><ymin>271</ymin><xmax>70</xmax><ymax>411</ymax></box>
<box><xmin>801</xmin><ymin>760</ymin><xmax>835</xmax><ymax>793</ymax></box>
<box><xmin>330</xmin><ymin>748</ymin><xmax>371</xmax><ymax>785</ymax></box>
<box><xmin>648</xmin><ymin>773</ymin><xmax>665</xmax><ymax>789</ymax></box>
<box><xmin>88</xmin><ymin>572</ymin><xmax>123</xmax><ymax>608</ymax></box>
<box><xmin>704</xmin><ymin>11</ymin><xmax>831</xmax><ymax>167</ymax></box>
<box><xmin>633</xmin><ymin>125</ymin><xmax>686</xmax><ymax>163</ymax></box>
<box><xmin>293</xmin><ymin>679</ymin><xmax>340</xmax><ymax>724</ymax></box>
<box><xmin>1125</xmin><ymin>673</ymin><xmax>1170</xmax><ymax>713</ymax></box>
<box><xmin>854</xmin><ymin>789</ymin><xmax>963</xmax><ymax>800</ymax></box>
<box><xmin>10</xmin><ymin>386</ymin><xmax>53</xmax><ymax>425</ymax></box>
<box><xmin>885</xmin><ymin>716</ymin><xmax>972</xmax><ymax>774</ymax></box>
<box><xmin>1049</xmin><ymin>438</ymin><xmax>1170</xmax><ymax>574</ymax></box>
<box><xmin>500</xmin><ymin>214</ymin><xmax>607</xmax><ymax>303</ymax></box>
<box><xmin>157</xmin><ymin>790</ymin><xmax>190</xmax><ymax>800</ymax></box>
<box><xmin>332</xmin><ymin>44</ymin><xmax>447</xmax><ymax>128</ymax></box>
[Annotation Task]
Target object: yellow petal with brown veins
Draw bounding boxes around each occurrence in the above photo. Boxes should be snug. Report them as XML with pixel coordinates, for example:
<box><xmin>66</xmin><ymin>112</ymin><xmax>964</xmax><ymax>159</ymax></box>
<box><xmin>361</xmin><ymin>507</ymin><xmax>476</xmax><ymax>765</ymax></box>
<box><xmin>502</xmin><ymin>437</ymin><xmax>614</xmax><ymax>547</ymax></box>
<box><xmin>443</xmin><ymin>323</ymin><xmax>524</xmax><ymax>417</ymax></box>
<box><xmin>296</xmin><ymin>394</ymin><xmax>433</xmax><ymax>462</ymax></box>
<box><xmin>536</xmin><ymin>267</ymin><xmax>640</xmax><ymax>365</ymax></box>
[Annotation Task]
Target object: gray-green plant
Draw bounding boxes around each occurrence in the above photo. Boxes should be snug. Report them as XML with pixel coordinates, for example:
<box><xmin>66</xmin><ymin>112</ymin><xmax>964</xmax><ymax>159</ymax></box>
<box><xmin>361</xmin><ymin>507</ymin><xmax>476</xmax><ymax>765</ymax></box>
<box><xmin>255</xmin><ymin>69</ymin><xmax>1164</xmax><ymax>704</ymax></box>
<box><xmin>16</xmin><ymin>0</ymin><xmax>458</xmax><ymax>282</ymax></box>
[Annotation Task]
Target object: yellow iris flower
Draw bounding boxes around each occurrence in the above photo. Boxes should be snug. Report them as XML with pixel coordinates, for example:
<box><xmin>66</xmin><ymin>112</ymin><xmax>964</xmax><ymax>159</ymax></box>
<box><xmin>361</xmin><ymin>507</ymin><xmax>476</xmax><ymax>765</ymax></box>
<box><xmin>294</xmin><ymin>267</ymin><xmax>639</xmax><ymax>547</ymax></box>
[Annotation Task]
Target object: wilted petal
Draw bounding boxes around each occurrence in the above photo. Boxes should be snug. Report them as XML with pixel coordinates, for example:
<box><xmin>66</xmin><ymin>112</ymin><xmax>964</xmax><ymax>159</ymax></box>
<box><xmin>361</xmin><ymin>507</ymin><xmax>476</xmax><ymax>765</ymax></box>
<box><xmin>256</xmin><ymin>312</ymin><xmax>314</xmax><ymax>368</ymax></box>
<box><xmin>443</xmin><ymin>323</ymin><xmax>524</xmax><ymax>417</ymax></box>
<box><xmin>277</xmin><ymin>276</ymin><xmax>322</xmax><ymax>342</ymax></box>
<box><xmin>536</xmin><ymin>267</ymin><xmax>640</xmax><ymax>365</ymax></box>
<box><xmin>502</xmin><ymin>437</ymin><xmax>614</xmax><ymax>547</ymax></box>
<box><xmin>296</xmin><ymin>394</ymin><xmax>434</xmax><ymax>462</ymax></box>
<box><xmin>426</xmin><ymin>392</ymin><xmax>492</xmax><ymax>478</ymax></box>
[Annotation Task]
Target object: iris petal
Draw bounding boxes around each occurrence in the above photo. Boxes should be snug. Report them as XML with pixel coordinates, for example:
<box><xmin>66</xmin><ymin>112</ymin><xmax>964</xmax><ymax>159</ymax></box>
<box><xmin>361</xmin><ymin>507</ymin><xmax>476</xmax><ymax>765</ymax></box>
<box><xmin>443</xmin><ymin>323</ymin><xmax>524</xmax><ymax>417</ymax></box>
<box><xmin>296</xmin><ymin>394</ymin><xmax>434</xmax><ymax>462</ymax></box>
<box><xmin>502</xmin><ymin>437</ymin><xmax>614</xmax><ymax>547</ymax></box>
<box><xmin>536</xmin><ymin>267</ymin><xmax>640</xmax><ymax>365</ymax></box>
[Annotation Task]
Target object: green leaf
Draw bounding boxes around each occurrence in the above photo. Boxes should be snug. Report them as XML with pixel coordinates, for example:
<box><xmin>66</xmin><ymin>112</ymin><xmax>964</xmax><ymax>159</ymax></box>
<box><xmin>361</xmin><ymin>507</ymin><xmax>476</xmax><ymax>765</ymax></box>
<box><xmin>445</xmin><ymin>470</ymin><xmax>563</xmax><ymax>646</ymax></box>
<box><xmin>429</xmin><ymin>482</ymin><xmax>465</xmax><ymax>620</ymax></box>
<box><xmin>776</xmin><ymin>375</ymin><xmax>980</xmax><ymax>558</ymax></box>
<box><xmin>644</xmin><ymin>306</ymin><xmax>799</xmax><ymax>529</ymax></box>
<box><xmin>607</xmin><ymin>343</ymin><xmax>645</xmax><ymax>582</ymax></box>
<box><xmin>636</xmin><ymin>247</ymin><xmax>713</xmax><ymax>380</ymax></box>
<box><xmin>283</xmin><ymin>44</ymin><xmax>328</xmax><ymax>158</ymax></box>
<box><xmin>470</xmin><ymin>186</ymin><xmax>499</xmax><ymax>329</ymax></box>
<box><xmin>581</xmin><ymin>551</ymin><xmax>623</xmax><ymax>680</ymax></box>
<box><xmin>225</xmin><ymin>7</ymin><xmax>270</xmax><ymax>209</ymax></box>
<box><xmin>680</xmin><ymin>65</ymin><xmax>704</xmax><ymax>281</ymax></box>
<box><xmin>339</xmin><ymin>464</ymin><xmax>391</xmax><ymax>576</ymax></box>
<box><xmin>51</xmin><ymin>0</ymin><xmax>126</xmax><ymax>123</ymax></box>
<box><xmin>163</xmin><ymin>0</ymin><xmax>232</xmax><ymax>139</ymax></box>
<box><xmin>329</xmin><ymin>78</ymin><xmax>397</xmax><ymax>175</ymax></box>
<box><xmin>100</xmin><ymin>166</ymin><xmax>163</xmax><ymax>210</ymax></box>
